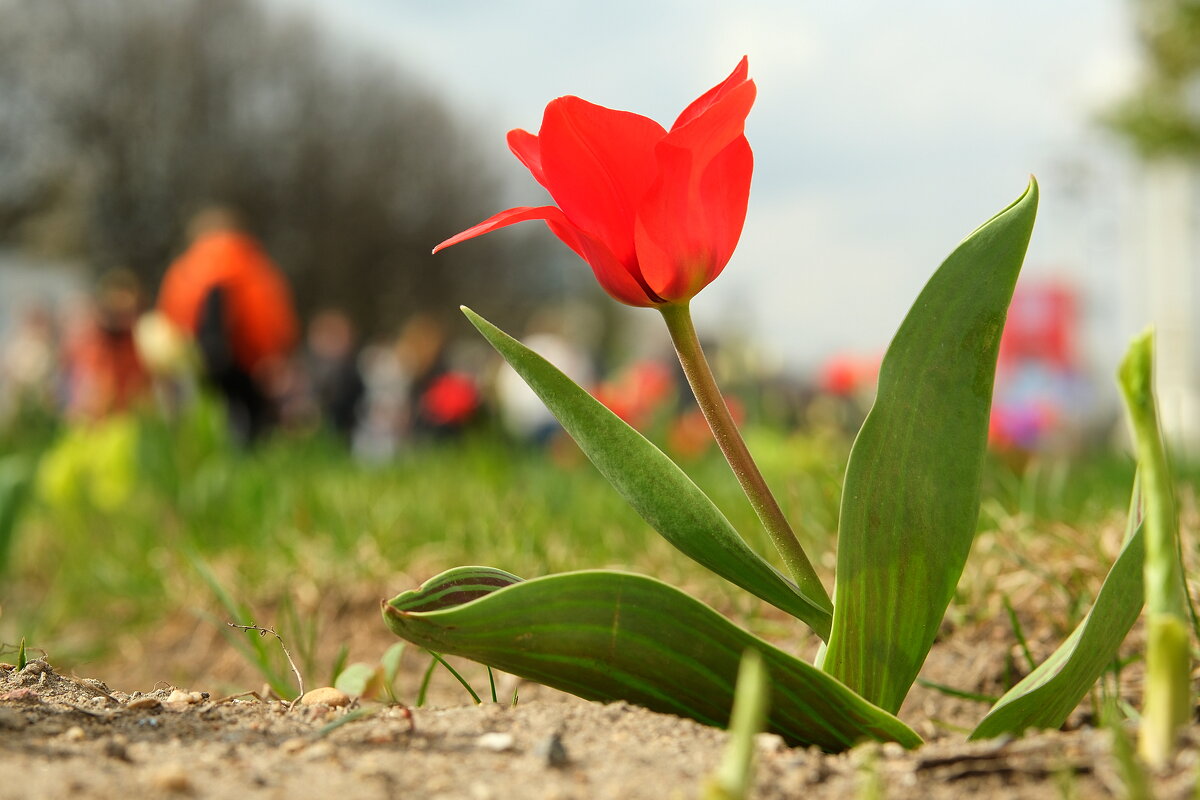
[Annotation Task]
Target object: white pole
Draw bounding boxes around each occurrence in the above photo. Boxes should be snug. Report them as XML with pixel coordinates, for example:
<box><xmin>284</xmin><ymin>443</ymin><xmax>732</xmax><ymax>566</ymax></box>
<box><xmin>1142</xmin><ymin>158</ymin><xmax>1200</xmax><ymax>455</ymax></box>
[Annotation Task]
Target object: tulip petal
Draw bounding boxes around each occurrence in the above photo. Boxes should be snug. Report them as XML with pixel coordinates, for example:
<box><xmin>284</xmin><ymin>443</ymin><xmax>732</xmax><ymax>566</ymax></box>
<box><xmin>432</xmin><ymin>205</ymin><xmax>564</xmax><ymax>254</ymax></box>
<box><xmin>548</xmin><ymin>218</ymin><xmax>662</xmax><ymax>307</ymax></box>
<box><xmin>431</xmin><ymin>204</ymin><xmax>658</xmax><ymax>306</ymax></box>
<box><xmin>538</xmin><ymin>96</ymin><xmax>665</xmax><ymax>268</ymax></box>
<box><xmin>664</xmin><ymin>79</ymin><xmax>756</xmax><ymax>173</ymax></box>
<box><xmin>671</xmin><ymin>56</ymin><xmax>750</xmax><ymax>131</ymax></box>
<box><xmin>634</xmin><ymin>136</ymin><xmax>752</xmax><ymax>302</ymax></box>
<box><xmin>698</xmin><ymin>136</ymin><xmax>754</xmax><ymax>282</ymax></box>
<box><xmin>506</xmin><ymin>129</ymin><xmax>547</xmax><ymax>188</ymax></box>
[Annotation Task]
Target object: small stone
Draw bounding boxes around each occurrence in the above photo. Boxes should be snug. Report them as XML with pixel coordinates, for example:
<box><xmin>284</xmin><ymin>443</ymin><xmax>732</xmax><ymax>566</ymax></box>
<box><xmin>301</xmin><ymin>741</ymin><xmax>335</xmax><ymax>761</ymax></box>
<box><xmin>881</xmin><ymin>742</ymin><xmax>907</xmax><ymax>760</ymax></box>
<box><xmin>300</xmin><ymin>687</ymin><xmax>351</xmax><ymax>708</ymax></box>
<box><xmin>476</xmin><ymin>732</ymin><xmax>515</xmax><ymax>752</ymax></box>
<box><xmin>63</xmin><ymin>725</ymin><xmax>86</xmax><ymax>742</ymax></box>
<box><xmin>150</xmin><ymin>765</ymin><xmax>192</xmax><ymax>793</ymax></box>
<box><xmin>105</xmin><ymin>740</ymin><xmax>131</xmax><ymax>762</ymax></box>
<box><xmin>280</xmin><ymin>738</ymin><xmax>307</xmax><ymax>754</ymax></box>
<box><xmin>755</xmin><ymin>733</ymin><xmax>787</xmax><ymax>754</ymax></box>
<box><xmin>0</xmin><ymin>688</ymin><xmax>39</xmax><ymax>703</ymax></box>
<box><xmin>535</xmin><ymin>732</ymin><xmax>569</xmax><ymax>768</ymax></box>
<box><xmin>0</xmin><ymin>708</ymin><xmax>26</xmax><ymax>729</ymax></box>
<box><xmin>127</xmin><ymin>696</ymin><xmax>161</xmax><ymax>710</ymax></box>
<box><xmin>166</xmin><ymin>689</ymin><xmax>195</xmax><ymax>705</ymax></box>
<box><xmin>20</xmin><ymin>659</ymin><xmax>49</xmax><ymax>676</ymax></box>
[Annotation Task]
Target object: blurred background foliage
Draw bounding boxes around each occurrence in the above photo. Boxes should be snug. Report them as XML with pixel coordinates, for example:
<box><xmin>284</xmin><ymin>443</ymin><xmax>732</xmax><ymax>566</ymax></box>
<box><xmin>0</xmin><ymin>0</ymin><xmax>583</xmax><ymax>336</ymax></box>
<box><xmin>1103</xmin><ymin>0</ymin><xmax>1200</xmax><ymax>157</ymax></box>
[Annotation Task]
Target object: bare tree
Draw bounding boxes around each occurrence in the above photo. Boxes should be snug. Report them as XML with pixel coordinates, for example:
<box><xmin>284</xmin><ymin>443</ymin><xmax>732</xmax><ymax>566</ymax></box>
<box><xmin>0</xmin><ymin>0</ymin><xmax>574</xmax><ymax>335</ymax></box>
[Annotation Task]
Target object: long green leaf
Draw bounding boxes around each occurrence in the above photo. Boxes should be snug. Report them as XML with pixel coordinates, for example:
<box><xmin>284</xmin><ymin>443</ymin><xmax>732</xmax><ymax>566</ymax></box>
<box><xmin>970</xmin><ymin>478</ymin><xmax>1144</xmax><ymax>739</ymax></box>
<box><xmin>463</xmin><ymin>307</ymin><xmax>833</xmax><ymax>638</ymax></box>
<box><xmin>383</xmin><ymin>568</ymin><xmax>919</xmax><ymax>752</ymax></box>
<box><xmin>823</xmin><ymin>180</ymin><xmax>1039</xmax><ymax>712</ymax></box>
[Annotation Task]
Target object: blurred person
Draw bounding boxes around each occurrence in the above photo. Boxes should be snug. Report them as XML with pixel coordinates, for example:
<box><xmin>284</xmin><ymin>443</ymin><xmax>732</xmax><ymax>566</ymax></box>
<box><xmin>396</xmin><ymin>314</ymin><xmax>480</xmax><ymax>440</ymax></box>
<box><xmin>352</xmin><ymin>339</ymin><xmax>409</xmax><ymax>462</ymax></box>
<box><xmin>157</xmin><ymin>206</ymin><xmax>299</xmax><ymax>445</ymax></box>
<box><xmin>0</xmin><ymin>303</ymin><xmax>59</xmax><ymax>424</ymax></box>
<box><xmin>305</xmin><ymin>308</ymin><xmax>365</xmax><ymax>441</ymax></box>
<box><xmin>496</xmin><ymin>309</ymin><xmax>596</xmax><ymax>446</ymax></box>
<box><xmin>60</xmin><ymin>269</ymin><xmax>150</xmax><ymax>421</ymax></box>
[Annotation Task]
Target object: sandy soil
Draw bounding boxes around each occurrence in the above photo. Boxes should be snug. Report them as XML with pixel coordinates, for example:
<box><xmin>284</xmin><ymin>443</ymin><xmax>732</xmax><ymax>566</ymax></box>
<box><xmin>2</xmin><ymin>646</ymin><xmax>1198</xmax><ymax>799</ymax></box>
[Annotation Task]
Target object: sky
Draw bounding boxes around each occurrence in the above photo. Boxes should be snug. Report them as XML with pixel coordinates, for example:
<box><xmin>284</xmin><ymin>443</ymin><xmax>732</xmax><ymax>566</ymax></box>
<box><xmin>270</xmin><ymin>0</ymin><xmax>1145</xmax><ymax>377</ymax></box>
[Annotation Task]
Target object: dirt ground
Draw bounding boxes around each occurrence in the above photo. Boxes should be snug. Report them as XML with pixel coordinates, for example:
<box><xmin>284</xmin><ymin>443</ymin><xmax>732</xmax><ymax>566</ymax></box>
<box><xmin>6</xmin><ymin>498</ymin><xmax>1200</xmax><ymax>799</ymax></box>
<box><xmin>2</xmin><ymin>624</ymin><xmax>1199</xmax><ymax>800</ymax></box>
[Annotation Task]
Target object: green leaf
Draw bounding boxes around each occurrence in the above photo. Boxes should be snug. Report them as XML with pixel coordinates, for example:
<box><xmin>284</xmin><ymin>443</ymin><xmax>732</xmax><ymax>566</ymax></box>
<box><xmin>970</xmin><ymin>479</ymin><xmax>1144</xmax><ymax>739</ymax></box>
<box><xmin>822</xmin><ymin>179</ymin><xmax>1039</xmax><ymax>712</ymax></box>
<box><xmin>334</xmin><ymin>662</ymin><xmax>382</xmax><ymax>698</ymax></box>
<box><xmin>462</xmin><ymin>307</ymin><xmax>832</xmax><ymax>639</ymax></box>
<box><xmin>386</xmin><ymin>565</ymin><xmax>524</xmax><ymax>613</ymax></box>
<box><xmin>383</xmin><ymin>568</ymin><xmax>919</xmax><ymax>752</ymax></box>
<box><xmin>381</xmin><ymin>642</ymin><xmax>406</xmax><ymax>686</ymax></box>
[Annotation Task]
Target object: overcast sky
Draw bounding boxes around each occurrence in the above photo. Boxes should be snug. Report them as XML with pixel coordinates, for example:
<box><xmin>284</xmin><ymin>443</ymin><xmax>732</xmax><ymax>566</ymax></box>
<box><xmin>272</xmin><ymin>1</ymin><xmax>1144</xmax><ymax>374</ymax></box>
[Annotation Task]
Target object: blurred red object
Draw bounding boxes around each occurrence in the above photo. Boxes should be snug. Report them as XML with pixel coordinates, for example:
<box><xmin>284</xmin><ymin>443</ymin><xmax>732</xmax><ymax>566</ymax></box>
<box><xmin>593</xmin><ymin>360</ymin><xmax>674</xmax><ymax>429</ymax></box>
<box><xmin>669</xmin><ymin>396</ymin><xmax>744</xmax><ymax>458</ymax></box>
<box><xmin>818</xmin><ymin>353</ymin><xmax>880</xmax><ymax>397</ymax></box>
<box><xmin>998</xmin><ymin>282</ymin><xmax>1076</xmax><ymax>369</ymax></box>
<box><xmin>420</xmin><ymin>372</ymin><xmax>480</xmax><ymax>427</ymax></box>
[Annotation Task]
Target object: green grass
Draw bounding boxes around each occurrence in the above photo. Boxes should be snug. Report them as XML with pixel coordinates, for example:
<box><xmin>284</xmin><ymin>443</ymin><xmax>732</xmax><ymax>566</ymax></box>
<box><xmin>0</xmin><ymin>400</ymin><xmax>1189</xmax><ymax>684</ymax></box>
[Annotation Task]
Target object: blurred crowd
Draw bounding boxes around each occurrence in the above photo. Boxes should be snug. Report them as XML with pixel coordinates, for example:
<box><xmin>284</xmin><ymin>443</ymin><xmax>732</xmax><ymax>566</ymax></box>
<box><xmin>0</xmin><ymin>206</ymin><xmax>1099</xmax><ymax>461</ymax></box>
<box><xmin>0</xmin><ymin>207</ymin><xmax>754</xmax><ymax>460</ymax></box>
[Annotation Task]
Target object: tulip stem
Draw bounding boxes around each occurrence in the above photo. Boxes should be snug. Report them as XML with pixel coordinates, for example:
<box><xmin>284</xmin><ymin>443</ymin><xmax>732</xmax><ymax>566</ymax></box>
<box><xmin>659</xmin><ymin>303</ymin><xmax>830</xmax><ymax>611</ymax></box>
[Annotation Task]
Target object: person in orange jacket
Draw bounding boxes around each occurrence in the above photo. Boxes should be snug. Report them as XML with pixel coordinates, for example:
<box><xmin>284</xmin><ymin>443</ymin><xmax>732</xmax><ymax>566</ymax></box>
<box><xmin>158</xmin><ymin>207</ymin><xmax>299</xmax><ymax>444</ymax></box>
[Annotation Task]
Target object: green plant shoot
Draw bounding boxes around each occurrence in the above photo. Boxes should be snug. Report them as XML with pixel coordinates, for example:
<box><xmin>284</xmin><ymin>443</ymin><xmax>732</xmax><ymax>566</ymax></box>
<box><xmin>1118</xmin><ymin>329</ymin><xmax>1191</xmax><ymax>768</ymax></box>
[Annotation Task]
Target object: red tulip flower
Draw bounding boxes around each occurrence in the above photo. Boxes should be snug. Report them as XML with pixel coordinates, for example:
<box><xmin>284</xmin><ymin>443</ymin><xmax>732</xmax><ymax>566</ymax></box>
<box><xmin>433</xmin><ymin>58</ymin><xmax>755</xmax><ymax>307</ymax></box>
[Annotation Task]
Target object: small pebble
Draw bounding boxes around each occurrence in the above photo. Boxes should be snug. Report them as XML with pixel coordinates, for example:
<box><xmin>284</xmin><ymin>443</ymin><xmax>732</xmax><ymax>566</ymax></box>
<box><xmin>476</xmin><ymin>732</ymin><xmax>515</xmax><ymax>752</ymax></box>
<box><xmin>105</xmin><ymin>740</ymin><xmax>131</xmax><ymax>762</ymax></box>
<box><xmin>0</xmin><ymin>708</ymin><xmax>26</xmax><ymax>729</ymax></box>
<box><xmin>302</xmin><ymin>741</ymin><xmax>335</xmax><ymax>761</ymax></box>
<box><xmin>536</xmin><ymin>732</ymin><xmax>569</xmax><ymax>768</ymax></box>
<box><xmin>755</xmin><ymin>733</ymin><xmax>787</xmax><ymax>754</ymax></box>
<box><xmin>150</xmin><ymin>765</ymin><xmax>191</xmax><ymax>793</ymax></box>
<box><xmin>63</xmin><ymin>725</ymin><xmax>86</xmax><ymax>742</ymax></box>
<box><xmin>300</xmin><ymin>687</ymin><xmax>351</xmax><ymax>708</ymax></box>
<box><xmin>165</xmin><ymin>689</ymin><xmax>196</xmax><ymax>705</ymax></box>
<box><xmin>0</xmin><ymin>688</ymin><xmax>39</xmax><ymax>703</ymax></box>
<box><xmin>280</xmin><ymin>738</ymin><xmax>307</xmax><ymax>754</ymax></box>
<box><xmin>127</xmin><ymin>696</ymin><xmax>161</xmax><ymax>711</ymax></box>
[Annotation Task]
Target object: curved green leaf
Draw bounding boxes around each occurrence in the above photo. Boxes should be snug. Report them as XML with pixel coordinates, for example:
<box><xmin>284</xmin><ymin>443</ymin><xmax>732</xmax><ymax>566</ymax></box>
<box><xmin>383</xmin><ymin>568</ymin><xmax>918</xmax><ymax>752</ymax></box>
<box><xmin>971</xmin><ymin>480</ymin><xmax>1144</xmax><ymax>739</ymax></box>
<box><xmin>387</xmin><ymin>565</ymin><xmax>524</xmax><ymax>613</ymax></box>
<box><xmin>823</xmin><ymin>179</ymin><xmax>1039</xmax><ymax>712</ymax></box>
<box><xmin>463</xmin><ymin>307</ymin><xmax>832</xmax><ymax>639</ymax></box>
